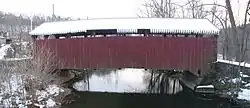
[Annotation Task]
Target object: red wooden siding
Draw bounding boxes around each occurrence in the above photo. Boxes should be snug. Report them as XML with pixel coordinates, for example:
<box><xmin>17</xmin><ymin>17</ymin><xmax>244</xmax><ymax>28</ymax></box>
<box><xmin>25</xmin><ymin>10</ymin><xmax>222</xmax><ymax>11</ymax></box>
<box><xmin>34</xmin><ymin>36</ymin><xmax>217</xmax><ymax>75</ymax></box>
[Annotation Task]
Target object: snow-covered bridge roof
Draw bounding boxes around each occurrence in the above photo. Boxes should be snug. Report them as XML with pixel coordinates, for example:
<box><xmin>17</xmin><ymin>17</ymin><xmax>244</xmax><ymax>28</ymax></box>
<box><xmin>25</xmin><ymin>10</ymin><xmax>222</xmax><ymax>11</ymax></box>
<box><xmin>29</xmin><ymin>18</ymin><xmax>219</xmax><ymax>36</ymax></box>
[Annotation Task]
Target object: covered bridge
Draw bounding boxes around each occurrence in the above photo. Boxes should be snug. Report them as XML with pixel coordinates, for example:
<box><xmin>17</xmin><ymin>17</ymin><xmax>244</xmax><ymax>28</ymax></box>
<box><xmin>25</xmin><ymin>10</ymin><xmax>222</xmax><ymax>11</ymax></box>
<box><xmin>29</xmin><ymin>18</ymin><xmax>219</xmax><ymax>76</ymax></box>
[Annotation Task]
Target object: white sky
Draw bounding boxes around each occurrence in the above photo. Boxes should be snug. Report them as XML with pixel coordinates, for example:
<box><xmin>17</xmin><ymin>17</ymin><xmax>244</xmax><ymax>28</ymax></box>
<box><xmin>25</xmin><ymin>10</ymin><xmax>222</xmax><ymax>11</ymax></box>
<box><xmin>0</xmin><ymin>0</ymin><xmax>248</xmax><ymax>22</ymax></box>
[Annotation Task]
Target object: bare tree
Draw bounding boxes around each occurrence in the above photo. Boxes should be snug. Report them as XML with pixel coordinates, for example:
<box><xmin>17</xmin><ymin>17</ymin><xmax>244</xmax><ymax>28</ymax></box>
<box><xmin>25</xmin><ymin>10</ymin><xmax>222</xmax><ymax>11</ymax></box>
<box><xmin>140</xmin><ymin>0</ymin><xmax>250</xmax><ymax>65</ymax></box>
<box><xmin>0</xmin><ymin>42</ymin><xmax>71</xmax><ymax>107</ymax></box>
<box><xmin>217</xmin><ymin>11</ymin><xmax>231</xmax><ymax>60</ymax></box>
<box><xmin>239</xmin><ymin>0</ymin><xmax>250</xmax><ymax>63</ymax></box>
<box><xmin>225</xmin><ymin>0</ymin><xmax>250</xmax><ymax>64</ymax></box>
<box><xmin>139</xmin><ymin>0</ymin><xmax>221</xmax><ymax>25</ymax></box>
<box><xmin>233</xmin><ymin>2</ymin><xmax>250</xmax><ymax>92</ymax></box>
<box><xmin>202</xmin><ymin>1</ymin><xmax>231</xmax><ymax>59</ymax></box>
<box><xmin>139</xmin><ymin>0</ymin><xmax>178</xmax><ymax>18</ymax></box>
<box><xmin>185</xmin><ymin>0</ymin><xmax>209</xmax><ymax>18</ymax></box>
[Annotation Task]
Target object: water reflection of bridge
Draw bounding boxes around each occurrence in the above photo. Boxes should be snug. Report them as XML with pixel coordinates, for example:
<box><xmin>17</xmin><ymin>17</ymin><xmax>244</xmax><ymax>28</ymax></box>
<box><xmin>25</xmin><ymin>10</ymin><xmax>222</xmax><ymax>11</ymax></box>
<box><xmin>73</xmin><ymin>69</ymin><xmax>184</xmax><ymax>94</ymax></box>
<box><xmin>67</xmin><ymin>71</ymin><xmax>234</xmax><ymax>108</ymax></box>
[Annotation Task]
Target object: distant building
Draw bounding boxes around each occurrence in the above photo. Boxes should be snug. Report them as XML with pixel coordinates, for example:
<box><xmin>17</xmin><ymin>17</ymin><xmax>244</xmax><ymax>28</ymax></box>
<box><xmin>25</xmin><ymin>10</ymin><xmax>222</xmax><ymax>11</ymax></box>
<box><xmin>0</xmin><ymin>36</ymin><xmax>6</xmax><ymax>44</ymax></box>
<box><xmin>0</xmin><ymin>31</ymin><xmax>12</xmax><ymax>44</ymax></box>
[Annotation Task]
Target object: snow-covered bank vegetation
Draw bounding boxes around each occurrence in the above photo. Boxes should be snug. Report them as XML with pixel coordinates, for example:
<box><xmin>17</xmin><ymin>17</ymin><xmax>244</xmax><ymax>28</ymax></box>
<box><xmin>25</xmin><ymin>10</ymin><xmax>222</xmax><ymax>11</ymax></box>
<box><xmin>0</xmin><ymin>42</ymin><xmax>71</xmax><ymax>107</ymax></box>
<box><xmin>216</xmin><ymin>54</ymin><xmax>250</xmax><ymax>103</ymax></box>
<box><xmin>0</xmin><ymin>74</ymin><xmax>68</xmax><ymax>108</ymax></box>
<box><xmin>0</xmin><ymin>42</ymin><xmax>32</xmax><ymax>59</ymax></box>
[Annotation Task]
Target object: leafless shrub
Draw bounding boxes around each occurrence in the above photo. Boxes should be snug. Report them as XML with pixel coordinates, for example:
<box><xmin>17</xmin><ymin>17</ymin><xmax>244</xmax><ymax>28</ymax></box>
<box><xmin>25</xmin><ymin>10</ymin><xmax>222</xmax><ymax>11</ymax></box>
<box><xmin>0</xmin><ymin>42</ymin><xmax>71</xmax><ymax>107</ymax></box>
<box><xmin>18</xmin><ymin>44</ymin><xmax>63</xmax><ymax>87</ymax></box>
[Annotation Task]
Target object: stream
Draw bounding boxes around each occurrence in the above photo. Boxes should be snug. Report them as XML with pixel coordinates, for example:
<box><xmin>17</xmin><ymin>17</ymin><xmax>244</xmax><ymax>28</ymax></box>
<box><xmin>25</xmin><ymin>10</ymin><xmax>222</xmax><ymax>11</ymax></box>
<box><xmin>63</xmin><ymin>68</ymin><xmax>242</xmax><ymax>108</ymax></box>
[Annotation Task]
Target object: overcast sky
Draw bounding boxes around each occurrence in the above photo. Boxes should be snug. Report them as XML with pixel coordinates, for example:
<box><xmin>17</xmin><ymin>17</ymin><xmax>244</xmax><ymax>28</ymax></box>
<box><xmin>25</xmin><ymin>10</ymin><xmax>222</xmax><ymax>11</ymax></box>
<box><xmin>0</xmin><ymin>0</ymin><xmax>248</xmax><ymax>22</ymax></box>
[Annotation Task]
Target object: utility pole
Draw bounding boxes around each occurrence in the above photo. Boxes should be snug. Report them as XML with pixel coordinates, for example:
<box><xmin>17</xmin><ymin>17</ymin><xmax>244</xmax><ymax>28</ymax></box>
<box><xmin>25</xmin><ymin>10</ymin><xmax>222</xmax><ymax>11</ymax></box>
<box><xmin>52</xmin><ymin>4</ymin><xmax>56</xmax><ymax>21</ymax></box>
<box><xmin>30</xmin><ymin>15</ymin><xmax>33</xmax><ymax>31</ymax></box>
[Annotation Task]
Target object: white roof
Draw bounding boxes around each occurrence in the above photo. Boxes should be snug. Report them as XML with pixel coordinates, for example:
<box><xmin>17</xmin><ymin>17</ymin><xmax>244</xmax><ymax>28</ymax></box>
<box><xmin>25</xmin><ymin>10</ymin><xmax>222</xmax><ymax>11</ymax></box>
<box><xmin>29</xmin><ymin>18</ymin><xmax>219</xmax><ymax>36</ymax></box>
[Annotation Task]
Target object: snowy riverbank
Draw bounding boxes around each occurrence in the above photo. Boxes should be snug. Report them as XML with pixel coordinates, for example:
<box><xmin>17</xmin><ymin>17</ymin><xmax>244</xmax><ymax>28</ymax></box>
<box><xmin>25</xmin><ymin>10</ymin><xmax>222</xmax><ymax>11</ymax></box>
<box><xmin>0</xmin><ymin>74</ymin><xmax>67</xmax><ymax>108</ymax></box>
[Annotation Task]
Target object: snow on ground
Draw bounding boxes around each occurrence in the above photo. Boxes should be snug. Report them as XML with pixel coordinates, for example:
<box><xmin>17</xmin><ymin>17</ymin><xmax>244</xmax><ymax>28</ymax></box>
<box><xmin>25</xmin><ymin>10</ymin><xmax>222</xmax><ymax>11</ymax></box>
<box><xmin>217</xmin><ymin>59</ymin><xmax>250</xmax><ymax>68</ymax></box>
<box><xmin>240</xmin><ymin>72</ymin><xmax>250</xmax><ymax>78</ymax></box>
<box><xmin>230</xmin><ymin>78</ymin><xmax>242</xmax><ymax>83</ymax></box>
<box><xmin>217</xmin><ymin>54</ymin><xmax>224</xmax><ymax>60</ymax></box>
<box><xmin>46</xmin><ymin>99</ymin><xmax>56</xmax><ymax>107</ymax></box>
<box><xmin>238</xmin><ymin>89</ymin><xmax>250</xmax><ymax>101</ymax></box>
<box><xmin>46</xmin><ymin>85</ymin><xmax>64</xmax><ymax>96</ymax></box>
<box><xmin>0</xmin><ymin>44</ymin><xmax>11</xmax><ymax>59</ymax></box>
<box><xmin>217</xmin><ymin>54</ymin><xmax>250</xmax><ymax>68</ymax></box>
<box><xmin>0</xmin><ymin>42</ymin><xmax>66</xmax><ymax>107</ymax></box>
<box><xmin>0</xmin><ymin>73</ymin><xmax>64</xmax><ymax>108</ymax></box>
<box><xmin>245</xmin><ymin>83</ymin><xmax>250</xmax><ymax>87</ymax></box>
<box><xmin>0</xmin><ymin>42</ymin><xmax>32</xmax><ymax>60</ymax></box>
<box><xmin>228</xmin><ymin>76</ymin><xmax>248</xmax><ymax>84</ymax></box>
<box><xmin>0</xmin><ymin>57</ymin><xmax>32</xmax><ymax>61</ymax></box>
<box><xmin>35</xmin><ymin>84</ymin><xmax>64</xmax><ymax>107</ymax></box>
<box><xmin>216</xmin><ymin>55</ymin><xmax>250</xmax><ymax>102</ymax></box>
<box><xmin>0</xmin><ymin>74</ymin><xmax>28</xmax><ymax>108</ymax></box>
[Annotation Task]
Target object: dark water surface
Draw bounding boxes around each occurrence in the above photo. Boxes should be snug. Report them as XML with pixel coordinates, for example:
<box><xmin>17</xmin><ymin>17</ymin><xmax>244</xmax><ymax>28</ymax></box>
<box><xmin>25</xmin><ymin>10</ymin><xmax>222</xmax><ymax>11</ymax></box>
<box><xmin>64</xmin><ymin>88</ymin><xmax>220</xmax><ymax>108</ymax></box>
<box><xmin>64</xmin><ymin>69</ymin><xmax>243</xmax><ymax>108</ymax></box>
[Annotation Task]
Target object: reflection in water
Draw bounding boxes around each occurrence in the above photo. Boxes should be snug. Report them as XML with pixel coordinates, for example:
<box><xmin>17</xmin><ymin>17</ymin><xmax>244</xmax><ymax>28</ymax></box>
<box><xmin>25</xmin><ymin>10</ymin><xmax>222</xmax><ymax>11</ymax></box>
<box><xmin>67</xmin><ymin>69</ymin><xmax>237</xmax><ymax>108</ymax></box>
<box><xmin>145</xmin><ymin>71</ymin><xmax>183</xmax><ymax>94</ymax></box>
<box><xmin>167</xmin><ymin>78</ymin><xmax>183</xmax><ymax>94</ymax></box>
<box><xmin>73</xmin><ymin>68</ymin><xmax>183</xmax><ymax>94</ymax></box>
<box><xmin>73</xmin><ymin>68</ymin><xmax>147</xmax><ymax>92</ymax></box>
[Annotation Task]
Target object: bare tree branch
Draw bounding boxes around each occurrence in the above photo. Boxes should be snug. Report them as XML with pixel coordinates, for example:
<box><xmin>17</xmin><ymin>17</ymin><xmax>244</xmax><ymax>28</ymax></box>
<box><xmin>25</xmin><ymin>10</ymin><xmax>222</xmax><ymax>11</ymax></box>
<box><xmin>139</xmin><ymin>0</ymin><xmax>177</xmax><ymax>18</ymax></box>
<box><xmin>225</xmin><ymin>0</ymin><xmax>238</xmax><ymax>43</ymax></box>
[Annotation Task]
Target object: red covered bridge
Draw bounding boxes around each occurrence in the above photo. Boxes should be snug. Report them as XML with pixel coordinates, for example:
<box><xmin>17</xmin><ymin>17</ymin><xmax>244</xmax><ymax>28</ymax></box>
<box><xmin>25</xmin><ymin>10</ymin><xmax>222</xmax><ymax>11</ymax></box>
<box><xmin>30</xmin><ymin>18</ymin><xmax>219</xmax><ymax>76</ymax></box>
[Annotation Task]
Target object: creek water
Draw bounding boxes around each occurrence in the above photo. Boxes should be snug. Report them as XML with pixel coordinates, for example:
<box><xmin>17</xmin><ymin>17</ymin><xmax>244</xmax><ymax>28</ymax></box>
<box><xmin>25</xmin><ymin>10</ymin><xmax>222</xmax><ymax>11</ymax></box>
<box><xmin>64</xmin><ymin>68</ymin><xmax>236</xmax><ymax>108</ymax></box>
